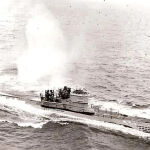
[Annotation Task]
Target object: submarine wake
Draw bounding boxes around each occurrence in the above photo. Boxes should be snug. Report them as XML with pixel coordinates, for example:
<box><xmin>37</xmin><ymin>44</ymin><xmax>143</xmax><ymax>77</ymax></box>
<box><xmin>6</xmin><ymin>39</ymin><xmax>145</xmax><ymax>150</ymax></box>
<box><xmin>0</xmin><ymin>93</ymin><xmax>150</xmax><ymax>143</ymax></box>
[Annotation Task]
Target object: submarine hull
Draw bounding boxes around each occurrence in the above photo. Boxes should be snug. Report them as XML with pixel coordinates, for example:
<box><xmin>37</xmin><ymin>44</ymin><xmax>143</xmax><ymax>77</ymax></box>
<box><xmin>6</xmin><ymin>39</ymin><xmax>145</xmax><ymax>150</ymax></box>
<box><xmin>41</xmin><ymin>98</ymin><xmax>95</xmax><ymax>115</ymax></box>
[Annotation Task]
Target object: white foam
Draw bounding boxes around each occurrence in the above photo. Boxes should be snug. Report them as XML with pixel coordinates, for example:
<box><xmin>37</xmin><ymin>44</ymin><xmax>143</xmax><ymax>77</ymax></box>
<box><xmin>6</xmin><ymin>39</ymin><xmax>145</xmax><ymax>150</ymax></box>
<box><xmin>17</xmin><ymin>121</ymin><xmax>47</xmax><ymax>128</ymax></box>
<box><xmin>0</xmin><ymin>96</ymin><xmax>55</xmax><ymax>116</ymax></box>
<box><xmin>0</xmin><ymin>118</ymin><xmax>48</xmax><ymax>128</ymax></box>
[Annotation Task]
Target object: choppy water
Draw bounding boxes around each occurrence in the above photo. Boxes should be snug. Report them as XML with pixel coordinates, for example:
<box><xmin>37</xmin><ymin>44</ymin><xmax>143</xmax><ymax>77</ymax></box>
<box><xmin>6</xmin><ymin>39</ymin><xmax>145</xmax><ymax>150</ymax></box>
<box><xmin>1</xmin><ymin>0</ymin><xmax>150</xmax><ymax>149</ymax></box>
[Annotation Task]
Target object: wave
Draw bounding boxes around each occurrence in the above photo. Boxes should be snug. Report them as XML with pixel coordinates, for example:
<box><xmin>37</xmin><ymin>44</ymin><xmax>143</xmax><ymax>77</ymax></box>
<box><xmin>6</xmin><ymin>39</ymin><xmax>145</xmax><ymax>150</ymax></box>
<box><xmin>40</xmin><ymin>113</ymin><xmax>150</xmax><ymax>142</ymax></box>
<box><xmin>17</xmin><ymin>121</ymin><xmax>48</xmax><ymax>128</ymax></box>
<box><xmin>0</xmin><ymin>94</ymin><xmax>150</xmax><ymax>142</ymax></box>
<box><xmin>0</xmin><ymin>119</ymin><xmax>48</xmax><ymax>128</ymax></box>
<box><xmin>58</xmin><ymin>117</ymin><xmax>150</xmax><ymax>141</ymax></box>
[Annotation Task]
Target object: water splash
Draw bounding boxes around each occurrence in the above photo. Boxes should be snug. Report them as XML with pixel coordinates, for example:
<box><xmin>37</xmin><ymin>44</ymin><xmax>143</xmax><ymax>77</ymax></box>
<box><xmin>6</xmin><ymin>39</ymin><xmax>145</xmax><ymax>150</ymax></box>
<box><xmin>17</xmin><ymin>4</ymin><xmax>67</xmax><ymax>87</ymax></box>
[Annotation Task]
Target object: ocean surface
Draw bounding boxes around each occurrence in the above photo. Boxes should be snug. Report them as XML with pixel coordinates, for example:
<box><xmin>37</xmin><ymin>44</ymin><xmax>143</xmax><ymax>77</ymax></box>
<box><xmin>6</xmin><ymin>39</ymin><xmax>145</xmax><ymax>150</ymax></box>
<box><xmin>0</xmin><ymin>0</ymin><xmax>150</xmax><ymax>149</ymax></box>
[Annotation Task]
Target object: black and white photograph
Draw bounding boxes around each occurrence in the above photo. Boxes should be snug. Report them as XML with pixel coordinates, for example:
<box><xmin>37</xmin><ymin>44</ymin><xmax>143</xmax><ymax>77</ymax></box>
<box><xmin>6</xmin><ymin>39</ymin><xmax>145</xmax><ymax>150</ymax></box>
<box><xmin>0</xmin><ymin>0</ymin><xmax>150</xmax><ymax>149</ymax></box>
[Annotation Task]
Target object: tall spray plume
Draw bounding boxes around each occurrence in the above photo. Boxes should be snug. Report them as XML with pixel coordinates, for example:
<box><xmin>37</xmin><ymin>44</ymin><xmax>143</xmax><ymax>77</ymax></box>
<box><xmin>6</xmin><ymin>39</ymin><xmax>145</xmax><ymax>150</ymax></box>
<box><xmin>17</xmin><ymin>5</ymin><xmax>67</xmax><ymax>87</ymax></box>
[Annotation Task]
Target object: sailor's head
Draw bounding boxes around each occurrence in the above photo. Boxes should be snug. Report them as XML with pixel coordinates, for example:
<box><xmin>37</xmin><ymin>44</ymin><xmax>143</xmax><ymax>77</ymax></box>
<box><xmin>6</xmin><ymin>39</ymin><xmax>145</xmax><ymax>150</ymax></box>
<box><xmin>64</xmin><ymin>86</ymin><xmax>67</xmax><ymax>89</ymax></box>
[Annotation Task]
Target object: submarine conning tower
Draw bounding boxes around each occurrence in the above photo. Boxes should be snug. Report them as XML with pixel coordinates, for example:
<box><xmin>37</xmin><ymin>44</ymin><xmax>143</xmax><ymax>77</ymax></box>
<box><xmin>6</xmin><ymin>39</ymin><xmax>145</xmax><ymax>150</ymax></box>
<box><xmin>40</xmin><ymin>86</ymin><xmax>95</xmax><ymax>115</ymax></box>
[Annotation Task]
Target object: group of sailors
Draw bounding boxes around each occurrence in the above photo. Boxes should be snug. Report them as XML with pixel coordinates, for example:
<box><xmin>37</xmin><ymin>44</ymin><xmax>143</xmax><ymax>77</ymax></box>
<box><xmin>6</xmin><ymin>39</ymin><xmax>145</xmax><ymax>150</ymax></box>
<box><xmin>41</xmin><ymin>86</ymin><xmax>71</xmax><ymax>102</ymax></box>
<box><xmin>45</xmin><ymin>90</ymin><xmax>55</xmax><ymax>101</ymax></box>
<box><xmin>58</xmin><ymin>86</ymin><xmax>71</xmax><ymax>99</ymax></box>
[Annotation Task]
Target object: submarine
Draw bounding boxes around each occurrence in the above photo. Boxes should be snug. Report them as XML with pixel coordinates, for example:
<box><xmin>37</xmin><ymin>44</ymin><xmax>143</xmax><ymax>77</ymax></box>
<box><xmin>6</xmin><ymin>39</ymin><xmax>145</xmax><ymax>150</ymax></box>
<box><xmin>40</xmin><ymin>86</ymin><xmax>95</xmax><ymax>115</ymax></box>
<box><xmin>40</xmin><ymin>86</ymin><xmax>150</xmax><ymax>134</ymax></box>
